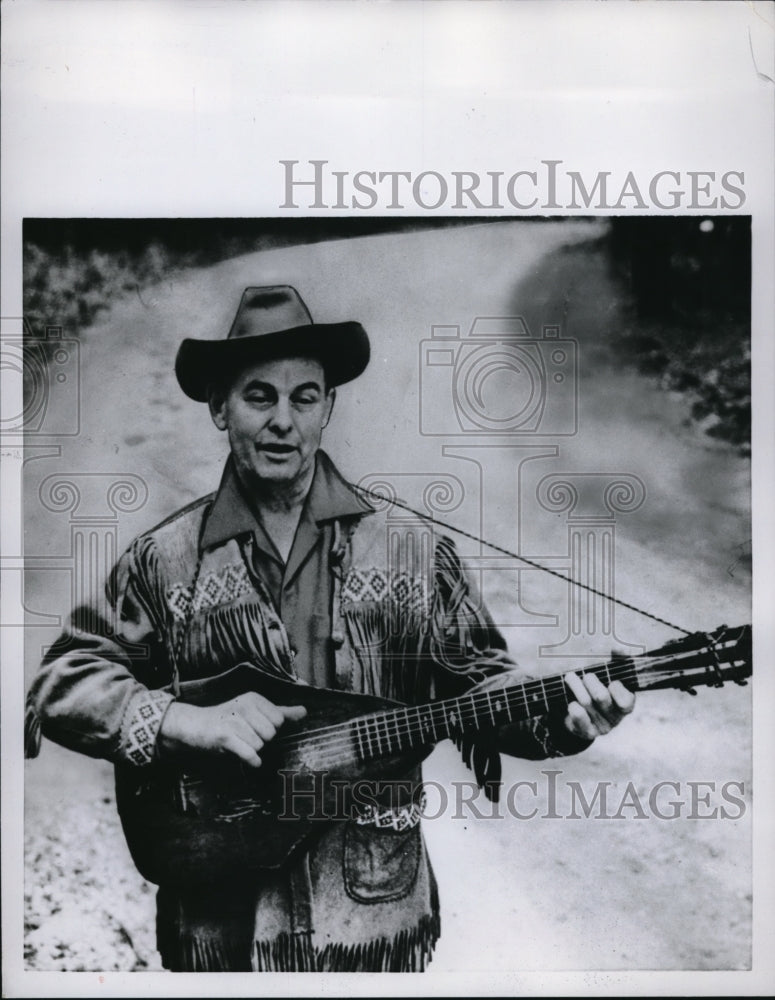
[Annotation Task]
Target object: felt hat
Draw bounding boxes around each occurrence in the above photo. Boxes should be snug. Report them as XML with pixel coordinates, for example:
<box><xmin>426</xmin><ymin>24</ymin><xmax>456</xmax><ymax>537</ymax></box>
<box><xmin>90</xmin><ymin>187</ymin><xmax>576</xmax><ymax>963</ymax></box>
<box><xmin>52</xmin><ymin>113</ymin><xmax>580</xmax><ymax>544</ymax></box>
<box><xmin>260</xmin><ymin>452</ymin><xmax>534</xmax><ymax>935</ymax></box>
<box><xmin>175</xmin><ymin>285</ymin><xmax>370</xmax><ymax>401</ymax></box>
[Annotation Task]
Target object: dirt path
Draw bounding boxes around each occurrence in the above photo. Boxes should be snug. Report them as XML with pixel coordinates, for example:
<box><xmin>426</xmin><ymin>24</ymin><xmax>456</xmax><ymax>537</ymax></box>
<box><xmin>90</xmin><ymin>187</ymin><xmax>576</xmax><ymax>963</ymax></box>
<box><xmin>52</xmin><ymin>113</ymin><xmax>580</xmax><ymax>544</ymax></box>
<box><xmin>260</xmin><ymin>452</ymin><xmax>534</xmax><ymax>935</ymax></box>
<box><xmin>24</xmin><ymin>221</ymin><xmax>751</xmax><ymax>972</ymax></box>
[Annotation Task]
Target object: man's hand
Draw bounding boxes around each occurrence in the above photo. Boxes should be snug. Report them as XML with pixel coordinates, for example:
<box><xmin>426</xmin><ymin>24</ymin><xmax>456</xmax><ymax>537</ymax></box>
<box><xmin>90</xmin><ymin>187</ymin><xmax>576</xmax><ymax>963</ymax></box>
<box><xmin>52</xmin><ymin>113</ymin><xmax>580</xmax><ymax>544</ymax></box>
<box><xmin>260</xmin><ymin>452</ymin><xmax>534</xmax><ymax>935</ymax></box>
<box><xmin>158</xmin><ymin>692</ymin><xmax>307</xmax><ymax>768</ymax></box>
<box><xmin>563</xmin><ymin>671</ymin><xmax>635</xmax><ymax>741</ymax></box>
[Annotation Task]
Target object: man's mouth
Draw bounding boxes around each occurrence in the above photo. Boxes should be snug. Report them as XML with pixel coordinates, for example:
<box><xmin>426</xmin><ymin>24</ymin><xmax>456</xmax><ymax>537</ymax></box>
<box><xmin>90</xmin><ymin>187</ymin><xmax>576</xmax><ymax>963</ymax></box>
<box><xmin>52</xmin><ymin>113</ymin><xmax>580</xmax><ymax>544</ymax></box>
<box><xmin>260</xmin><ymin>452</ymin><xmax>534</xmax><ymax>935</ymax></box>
<box><xmin>256</xmin><ymin>443</ymin><xmax>297</xmax><ymax>458</ymax></box>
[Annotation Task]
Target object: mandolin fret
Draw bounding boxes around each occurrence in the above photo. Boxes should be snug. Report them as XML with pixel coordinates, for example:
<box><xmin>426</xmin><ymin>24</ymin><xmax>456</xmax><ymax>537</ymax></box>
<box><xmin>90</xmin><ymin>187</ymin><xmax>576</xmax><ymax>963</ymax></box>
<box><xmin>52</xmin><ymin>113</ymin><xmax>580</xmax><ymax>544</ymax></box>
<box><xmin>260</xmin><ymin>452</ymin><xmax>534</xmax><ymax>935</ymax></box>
<box><xmin>485</xmin><ymin>690</ymin><xmax>496</xmax><ymax>726</ymax></box>
<box><xmin>370</xmin><ymin>716</ymin><xmax>382</xmax><ymax>755</ymax></box>
<box><xmin>490</xmin><ymin>689</ymin><xmax>512</xmax><ymax>723</ymax></box>
<box><xmin>522</xmin><ymin>678</ymin><xmax>550</xmax><ymax>716</ymax></box>
<box><xmin>388</xmin><ymin>712</ymin><xmax>400</xmax><ymax>751</ymax></box>
<box><xmin>443</xmin><ymin>699</ymin><xmax>462</xmax><ymax>735</ymax></box>
<box><xmin>432</xmin><ymin>701</ymin><xmax>448</xmax><ymax>740</ymax></box>
<box><xmin>337</xmin><ymin>627</ymin><xmax>750</xmax><ymax>763</ymax></box>
<box><xmin>378</xmin><ymin>713</ymin><xmax>392</xmax><ymax>754</ymax></box>
<box><xmin>353</xmin><ymin>718</ymin><xmax>366</xmax><ymax>760</ymax></box>
<box><xmin>403</xmin><ymin>707</ymin><xmax>414</xmax><ymax>748</ymax></box>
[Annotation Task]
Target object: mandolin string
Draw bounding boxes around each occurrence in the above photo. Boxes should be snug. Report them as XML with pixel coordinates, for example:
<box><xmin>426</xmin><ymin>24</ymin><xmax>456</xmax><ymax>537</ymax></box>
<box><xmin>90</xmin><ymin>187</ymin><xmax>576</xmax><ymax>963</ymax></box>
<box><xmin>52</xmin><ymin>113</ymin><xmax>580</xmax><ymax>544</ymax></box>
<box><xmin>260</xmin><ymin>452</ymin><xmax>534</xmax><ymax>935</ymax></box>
<box><xmin>276</xmin><ymin>668</ymin><xmax>664</xmax><ymax>758</ymax></box>
<box><xmin>278</xmin><ymin>671</ymin><xmax>709</xmax><ymax>766</ymax></box>
<box><xmin>271</xmin><ymin>628</ymin><xmax>743</xmax><ymax>752</ymax></box>
<box><xmin>273</xmin><ymin>653</ymin><xmax>732</xmax><ymax>760</ymax></box>
<box><xmin>274</xmin><ymin>644</ymin><xmax>747</xmax><ymax>761</ymax></box>
<box><xmin>272</xmin><ymin>651</ymin><xmax>660</xmax><ymax>747</ymax></box>
<box><xmin>274</xmin><ymin>660</ymin><xmax>633</xmax><ymax>751</ymax></box>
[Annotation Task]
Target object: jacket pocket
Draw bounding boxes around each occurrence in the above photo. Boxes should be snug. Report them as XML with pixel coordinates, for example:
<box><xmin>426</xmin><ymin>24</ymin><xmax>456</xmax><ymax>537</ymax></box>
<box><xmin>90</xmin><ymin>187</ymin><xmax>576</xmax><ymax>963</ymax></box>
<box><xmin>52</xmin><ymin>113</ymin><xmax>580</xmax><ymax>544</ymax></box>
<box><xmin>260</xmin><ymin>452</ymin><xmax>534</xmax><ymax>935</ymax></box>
<box><xmin>343</xmin><ymin>821</ymin><xmax>422</xmax><ymax>904</ymax></box>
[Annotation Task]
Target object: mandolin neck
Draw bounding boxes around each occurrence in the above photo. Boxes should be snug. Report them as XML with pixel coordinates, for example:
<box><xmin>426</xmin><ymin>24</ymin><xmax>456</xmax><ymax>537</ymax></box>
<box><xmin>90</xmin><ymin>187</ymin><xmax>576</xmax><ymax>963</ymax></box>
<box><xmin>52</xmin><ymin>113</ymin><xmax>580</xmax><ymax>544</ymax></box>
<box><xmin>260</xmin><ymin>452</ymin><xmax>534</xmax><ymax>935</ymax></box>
<box><xmin>344</xmin><ymin>659</ymin><xmax>627</xmax><ymax>762</ymax></box>
<box><xmin>326</xmin><ymin>624</ymin><xmax>751</xmax><ymax>764</ymax></box>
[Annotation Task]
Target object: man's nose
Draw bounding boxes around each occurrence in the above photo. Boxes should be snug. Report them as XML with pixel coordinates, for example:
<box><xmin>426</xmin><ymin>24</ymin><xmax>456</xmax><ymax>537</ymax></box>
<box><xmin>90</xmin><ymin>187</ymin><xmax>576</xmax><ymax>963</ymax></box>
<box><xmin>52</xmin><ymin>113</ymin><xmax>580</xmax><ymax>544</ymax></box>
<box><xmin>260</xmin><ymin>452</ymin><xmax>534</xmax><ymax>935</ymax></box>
<box><xmin>268</xmin><ymin>397</ymin><xmax>293</xmax><ymax>433</ymax></box>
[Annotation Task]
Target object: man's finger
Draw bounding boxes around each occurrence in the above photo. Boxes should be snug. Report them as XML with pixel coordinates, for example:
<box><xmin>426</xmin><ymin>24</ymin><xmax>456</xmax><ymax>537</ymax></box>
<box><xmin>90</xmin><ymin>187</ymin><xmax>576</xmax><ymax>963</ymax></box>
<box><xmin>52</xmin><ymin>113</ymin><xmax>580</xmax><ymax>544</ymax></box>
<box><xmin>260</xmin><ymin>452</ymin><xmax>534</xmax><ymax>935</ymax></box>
<box><xmin>565</xmin><ymin>701</ymin><xmax>598</xmax><ymax>741</ymax></box>
<box><xmin>609</xmin><ymin>680</ymin><xmax>635</xmax><ymax>713</ymax></box>
<box><xmin>222</xmin><ymin>731</ymin><xmax>263</xmax><ymax>769</ymax></box>
<box><xmin>564</xmin><ymin>673</ymin><xmax>616</xmax><ymax>735</ymax></box>
<box><xmin>239</xmin><ymin>692</ymin><xmax>287</xmax><ymax>728</ymax></box>
<box><xmin>564</xmin><ymin>671</ymin><xmax>592</xmax><ymax>707</ymax></box>
<box><xmin>232</xmin><ymin>703</ymin><xmax>277</xmax><ymax>744</ymax></box>
<box><xmin>277</xmin><ymin>704</ymin><xmax>307</xmax><ymax>722</ymax></box>
<box><xmin>237</xmin><ymin>693</ymin><xmax>307</xmax><ymax>725</ymax></box>
<box><xmin>229</xmin><ymin>714</ymin><xmax>266</xmax><ymax>752</ymax></box>
<box><xmin>582</xmin><ymin>673</ymin><xmax>614</xmax><ymax>713</ymax></box>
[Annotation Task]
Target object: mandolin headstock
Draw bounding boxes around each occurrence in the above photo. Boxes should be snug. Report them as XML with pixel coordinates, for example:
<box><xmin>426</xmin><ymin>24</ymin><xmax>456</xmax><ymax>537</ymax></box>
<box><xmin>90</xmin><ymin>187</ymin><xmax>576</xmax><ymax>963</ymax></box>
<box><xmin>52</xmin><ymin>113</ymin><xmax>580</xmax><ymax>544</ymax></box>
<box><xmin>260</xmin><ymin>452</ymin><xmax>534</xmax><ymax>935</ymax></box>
<box><xmin>633</xmin><ymin>623</ymin><xmax>752</xmax><ymax>695</ymax></box>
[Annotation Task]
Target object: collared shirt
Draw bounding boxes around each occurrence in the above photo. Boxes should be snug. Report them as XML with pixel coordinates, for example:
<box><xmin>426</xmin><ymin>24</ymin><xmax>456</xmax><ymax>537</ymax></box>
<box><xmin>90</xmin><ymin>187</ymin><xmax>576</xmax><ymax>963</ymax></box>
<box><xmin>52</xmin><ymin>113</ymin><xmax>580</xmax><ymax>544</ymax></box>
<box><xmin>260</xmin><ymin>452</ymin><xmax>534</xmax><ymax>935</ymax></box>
<box><xmin>200</xmin><ymin>449</ymin><xmax>366</xmax><ymax>688</ymax></box>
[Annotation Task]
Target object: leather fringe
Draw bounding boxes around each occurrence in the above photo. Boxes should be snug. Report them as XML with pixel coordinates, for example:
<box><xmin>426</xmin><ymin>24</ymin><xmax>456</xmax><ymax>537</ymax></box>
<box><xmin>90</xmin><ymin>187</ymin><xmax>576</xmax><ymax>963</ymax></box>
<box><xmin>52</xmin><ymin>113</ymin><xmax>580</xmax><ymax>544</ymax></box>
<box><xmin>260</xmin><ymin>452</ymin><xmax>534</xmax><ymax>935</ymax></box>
<box><xmin>430</xmin><ymin>535</ymin><xmax>498</xmax><ymax>672</ymax></box>
<box><xmin>155</xmin><ymin>884</ymin><xmax>256</xmax><ymax>972</ymax></box>
<box><xmin>253</xmin><ymin>930</ymin><xmax>317</xmax><ymax>972</ymax></box>
<box><xmin>156</xmin><ymin>917</ymin><xmax>254</xmax><ymax>972</ymax></box>
<box><xmin>159</xmin><ymin>931</ymin><xmax>253</xmax><ymax>972</ymax></box>
<box><xmin>111</xmin><ymin>535</ymin><xmax>167</xmax><ymax>634</ymax></box>
<box><xmin>183</xmin><ymin>601</ymin><xmax>290</xmax><ymax>680</ymax></box>
<box><xmin>254</xmin><ymin>910</ymin><xmax>442</xmax><ymax>972</ymax></box>
<box><xmin>317</xmin><ymin>911</ymin><xmax>441</xmax><ymax>972</ymax></box>
<box><xmin>456</xmin><ymin>732</ymin><xmax>502</xmax><ymax>802</ymax></box>
<box><xmin>24</xmin><ymin>696</ymin><xmax>41</xmax><ymax>759</ymax></box>
<box><xmin>342</xmin><ymin>602</ymin><xmax>434</xmax><ymax>703</ymax></box>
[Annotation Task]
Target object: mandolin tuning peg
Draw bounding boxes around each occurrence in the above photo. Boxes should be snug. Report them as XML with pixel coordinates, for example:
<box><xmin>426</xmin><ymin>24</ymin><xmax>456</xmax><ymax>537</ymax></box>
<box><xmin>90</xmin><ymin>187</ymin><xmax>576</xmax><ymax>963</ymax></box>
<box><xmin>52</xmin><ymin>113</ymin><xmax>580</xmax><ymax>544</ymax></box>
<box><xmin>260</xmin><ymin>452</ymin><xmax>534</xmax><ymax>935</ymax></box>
<box><xmin>684</xmin><ymin>686</ymin><xmax>698</xmax><ymax>696</ymax></box>
<box><xmin>734</xmin><ymin>679</ymin><xmax>748</xmax><ymax>686</ymax></box>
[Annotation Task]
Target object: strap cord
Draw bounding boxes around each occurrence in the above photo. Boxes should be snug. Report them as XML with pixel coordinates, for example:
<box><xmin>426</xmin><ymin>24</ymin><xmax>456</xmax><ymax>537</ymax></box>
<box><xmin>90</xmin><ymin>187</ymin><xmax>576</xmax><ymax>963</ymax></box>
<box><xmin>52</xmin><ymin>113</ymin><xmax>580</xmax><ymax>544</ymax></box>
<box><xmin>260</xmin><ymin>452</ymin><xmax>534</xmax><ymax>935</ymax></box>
<box><xmin>352</xmin><ymin>484</ymin><xmax>695</xmax><ymax>638</ymax></box>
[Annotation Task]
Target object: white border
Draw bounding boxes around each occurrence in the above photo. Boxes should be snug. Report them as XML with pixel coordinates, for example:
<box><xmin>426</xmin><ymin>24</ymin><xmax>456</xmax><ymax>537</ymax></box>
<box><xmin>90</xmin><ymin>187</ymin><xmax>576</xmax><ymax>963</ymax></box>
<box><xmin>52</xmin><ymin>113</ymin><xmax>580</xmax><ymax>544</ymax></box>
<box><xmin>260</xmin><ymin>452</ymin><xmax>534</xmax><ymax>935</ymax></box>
<box><xmin>3</xmin><ymin>1</ymin><xmax>774</xmax><ymax>996</ymax></box>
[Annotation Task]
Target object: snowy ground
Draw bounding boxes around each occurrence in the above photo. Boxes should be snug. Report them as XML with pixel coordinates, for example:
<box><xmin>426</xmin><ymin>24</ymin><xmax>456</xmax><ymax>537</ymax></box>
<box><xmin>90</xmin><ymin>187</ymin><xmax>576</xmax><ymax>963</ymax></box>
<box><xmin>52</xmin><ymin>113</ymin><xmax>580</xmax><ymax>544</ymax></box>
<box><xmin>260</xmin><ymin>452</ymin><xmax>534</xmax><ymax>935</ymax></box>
<box><xmin>23</xmin><ymin>220</ymin><xmax>751</xmax><ymax>972</ymax></box>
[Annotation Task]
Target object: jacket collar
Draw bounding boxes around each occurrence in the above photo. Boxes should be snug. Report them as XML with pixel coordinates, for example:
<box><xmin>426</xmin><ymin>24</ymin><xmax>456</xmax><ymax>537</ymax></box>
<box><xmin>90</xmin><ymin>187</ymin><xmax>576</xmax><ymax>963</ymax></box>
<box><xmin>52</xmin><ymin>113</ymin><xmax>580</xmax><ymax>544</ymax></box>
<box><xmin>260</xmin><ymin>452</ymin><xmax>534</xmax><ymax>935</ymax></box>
<box><xmin>200</xmin><ymin>449</ymin><xmax>371</xmax><ymax>553</ymax></box>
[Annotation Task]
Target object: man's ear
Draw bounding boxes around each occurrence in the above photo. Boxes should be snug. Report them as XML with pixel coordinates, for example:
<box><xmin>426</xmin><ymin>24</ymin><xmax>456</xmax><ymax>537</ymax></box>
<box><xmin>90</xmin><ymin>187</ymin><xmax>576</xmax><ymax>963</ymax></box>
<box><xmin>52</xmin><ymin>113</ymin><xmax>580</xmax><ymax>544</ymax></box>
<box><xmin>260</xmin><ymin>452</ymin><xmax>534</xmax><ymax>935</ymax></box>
<box><xmin>322</xmin><ymin>387</ymin><xmax>336</xmax><ymax>428</ymax></box>
<box><xmin>208</xmin><ymin>385</ymin><xmax>229</xmax><ymax>431</ymax></box>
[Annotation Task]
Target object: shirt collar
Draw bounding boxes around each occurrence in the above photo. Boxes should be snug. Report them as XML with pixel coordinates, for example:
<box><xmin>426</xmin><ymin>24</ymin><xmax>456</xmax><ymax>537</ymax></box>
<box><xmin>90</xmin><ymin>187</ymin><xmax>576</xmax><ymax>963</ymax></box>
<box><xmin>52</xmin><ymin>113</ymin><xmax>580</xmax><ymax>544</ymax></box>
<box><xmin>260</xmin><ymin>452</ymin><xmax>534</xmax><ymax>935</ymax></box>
<box><xmin>200</xmin><ymin>449</ymin><xmax>372</xmax><ymax>552</ymax></box>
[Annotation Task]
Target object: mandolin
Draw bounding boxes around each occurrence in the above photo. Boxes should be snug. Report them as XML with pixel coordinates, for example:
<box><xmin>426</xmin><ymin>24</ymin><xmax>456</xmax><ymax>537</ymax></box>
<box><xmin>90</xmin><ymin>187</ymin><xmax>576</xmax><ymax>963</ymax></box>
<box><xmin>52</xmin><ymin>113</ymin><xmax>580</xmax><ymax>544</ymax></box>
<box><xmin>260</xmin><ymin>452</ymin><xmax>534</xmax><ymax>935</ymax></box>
<box><xmin>115</xmin><ymin>623</ymin><xmax>751</xmax><ymax>887</ymax></box>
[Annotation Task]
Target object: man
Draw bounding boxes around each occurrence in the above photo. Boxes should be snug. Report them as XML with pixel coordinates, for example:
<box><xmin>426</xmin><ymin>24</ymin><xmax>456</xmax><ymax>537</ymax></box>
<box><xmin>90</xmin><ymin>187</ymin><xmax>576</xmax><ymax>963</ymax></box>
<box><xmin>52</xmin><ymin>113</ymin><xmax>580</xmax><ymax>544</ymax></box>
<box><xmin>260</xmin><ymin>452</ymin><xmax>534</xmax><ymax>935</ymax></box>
<box><xmin>25</xmin><ymin>285</ymin><xmax>634</xmax><ymax>972</ymax></box>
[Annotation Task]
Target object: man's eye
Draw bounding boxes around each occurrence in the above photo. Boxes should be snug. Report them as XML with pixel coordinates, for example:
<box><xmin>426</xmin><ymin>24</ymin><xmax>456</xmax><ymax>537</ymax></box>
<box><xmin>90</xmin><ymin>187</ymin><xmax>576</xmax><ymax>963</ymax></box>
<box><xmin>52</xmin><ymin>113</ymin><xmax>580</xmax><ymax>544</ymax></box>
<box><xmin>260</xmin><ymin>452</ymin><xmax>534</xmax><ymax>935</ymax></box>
<box><xmin>246</xmin><ymin>394</ymin><xmax>272</xmax><ymax>405</ymax></box>
<box><xmin>295</xmin><ymin>395</ymin><xmax>319</xmax><ymax>406</ymax></box>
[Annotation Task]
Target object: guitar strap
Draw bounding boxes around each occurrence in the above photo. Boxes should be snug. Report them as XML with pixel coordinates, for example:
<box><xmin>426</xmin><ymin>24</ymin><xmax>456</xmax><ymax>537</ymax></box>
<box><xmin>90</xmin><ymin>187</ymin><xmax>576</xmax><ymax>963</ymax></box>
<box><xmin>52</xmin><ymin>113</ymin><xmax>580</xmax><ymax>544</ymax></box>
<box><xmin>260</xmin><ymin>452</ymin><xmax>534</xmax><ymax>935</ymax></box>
<box><xmin>351</xmin><ymin>483</ymin><xmax>697</xmax><ymax>639</ymax></box>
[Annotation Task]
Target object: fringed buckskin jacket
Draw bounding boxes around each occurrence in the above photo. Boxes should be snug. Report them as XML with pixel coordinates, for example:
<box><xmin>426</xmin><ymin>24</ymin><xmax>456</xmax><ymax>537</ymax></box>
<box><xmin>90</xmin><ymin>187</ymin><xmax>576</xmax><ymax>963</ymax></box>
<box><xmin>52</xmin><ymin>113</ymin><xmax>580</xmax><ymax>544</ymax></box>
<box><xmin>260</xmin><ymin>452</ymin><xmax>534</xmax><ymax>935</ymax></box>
<box><xmin>26</xmin><ymin>450</ymin><xmax>588</xmax><ymax>972</ymax></box>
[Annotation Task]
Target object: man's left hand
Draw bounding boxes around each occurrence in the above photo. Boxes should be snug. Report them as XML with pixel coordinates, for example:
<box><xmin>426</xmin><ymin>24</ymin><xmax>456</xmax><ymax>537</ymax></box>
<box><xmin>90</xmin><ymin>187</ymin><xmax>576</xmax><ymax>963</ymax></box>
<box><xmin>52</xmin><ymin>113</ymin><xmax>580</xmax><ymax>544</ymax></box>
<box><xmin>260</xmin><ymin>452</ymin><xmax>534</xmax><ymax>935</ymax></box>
<box><xmin>563</xmin><ymin>671</ymin><xmax>635</xmax><ymax>741</ymax></box>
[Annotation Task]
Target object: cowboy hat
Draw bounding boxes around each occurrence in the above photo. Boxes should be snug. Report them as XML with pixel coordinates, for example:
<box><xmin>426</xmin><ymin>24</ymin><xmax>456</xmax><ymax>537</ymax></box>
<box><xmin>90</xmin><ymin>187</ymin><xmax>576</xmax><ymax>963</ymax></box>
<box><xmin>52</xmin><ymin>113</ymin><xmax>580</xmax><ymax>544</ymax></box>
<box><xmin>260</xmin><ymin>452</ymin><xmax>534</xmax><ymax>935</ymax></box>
<box><xmin>175</xmin><ymin>285</ymin><xmax>370</xmax><ymax>401</ymax></box>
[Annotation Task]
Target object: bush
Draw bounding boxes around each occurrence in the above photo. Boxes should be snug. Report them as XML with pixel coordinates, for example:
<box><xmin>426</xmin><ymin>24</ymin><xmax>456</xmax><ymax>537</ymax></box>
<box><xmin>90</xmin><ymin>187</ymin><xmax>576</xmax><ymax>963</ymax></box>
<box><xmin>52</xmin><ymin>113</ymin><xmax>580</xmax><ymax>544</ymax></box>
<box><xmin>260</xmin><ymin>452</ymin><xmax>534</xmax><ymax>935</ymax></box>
<box><xmin>23</xmin><ymin>242</ymin><xmax>174</xmax><ymax>340</ymax></box>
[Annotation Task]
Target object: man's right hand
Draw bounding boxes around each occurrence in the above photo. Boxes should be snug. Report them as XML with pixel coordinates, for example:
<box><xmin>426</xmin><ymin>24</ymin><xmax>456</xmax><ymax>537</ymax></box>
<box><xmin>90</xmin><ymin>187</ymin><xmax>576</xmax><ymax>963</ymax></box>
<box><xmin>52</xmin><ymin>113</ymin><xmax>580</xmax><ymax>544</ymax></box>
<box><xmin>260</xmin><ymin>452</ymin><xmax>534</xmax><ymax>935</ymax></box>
<box><xmin>157</xmin><ymin>693</ymin><xmax>307</xmax><ymax>768</ymax></box>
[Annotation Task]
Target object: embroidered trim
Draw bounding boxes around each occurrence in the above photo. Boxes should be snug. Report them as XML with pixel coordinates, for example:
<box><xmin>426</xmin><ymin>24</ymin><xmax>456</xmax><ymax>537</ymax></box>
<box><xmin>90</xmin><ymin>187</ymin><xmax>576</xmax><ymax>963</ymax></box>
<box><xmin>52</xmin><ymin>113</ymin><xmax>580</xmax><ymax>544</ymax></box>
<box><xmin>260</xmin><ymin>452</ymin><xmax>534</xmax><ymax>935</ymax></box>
<box><xmin>353</xmin><ymin>792</ymin><xmax>427</xmax><ymax>831</ymax></box>
<box><xmin>341</xmin><ymin>568</ymin><xmax>430</xmax><ymax>615</ymax></box>
<box><xmin>532</xmin><ymin>717</ymin><xmax>554</xmax><ymax>756</ymax></box>
<box><xmin>119</xmin><ymin>688</ymin><xmax>174</xmax><ymax>766</ymax></box>
<box><xmin>165</xmin><ymin>562</ymin><xmax>252</xmax><ymax>621</ymax></box>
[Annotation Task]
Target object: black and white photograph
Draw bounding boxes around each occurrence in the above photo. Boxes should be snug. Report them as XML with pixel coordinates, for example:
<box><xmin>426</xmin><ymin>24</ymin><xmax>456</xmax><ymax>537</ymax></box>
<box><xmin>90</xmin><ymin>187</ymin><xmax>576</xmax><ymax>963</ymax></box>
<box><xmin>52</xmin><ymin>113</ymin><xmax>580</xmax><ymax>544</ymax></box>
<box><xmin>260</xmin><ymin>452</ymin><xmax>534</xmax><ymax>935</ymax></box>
<box><xmin>2</xmin><ymin>2</ymin><xmax>774</xmax><ymax>997</ymax></box>
<box><xmin>15</xmin><ymin>214</ymin><xmax>756</xmax><ymax>972</ymax></box>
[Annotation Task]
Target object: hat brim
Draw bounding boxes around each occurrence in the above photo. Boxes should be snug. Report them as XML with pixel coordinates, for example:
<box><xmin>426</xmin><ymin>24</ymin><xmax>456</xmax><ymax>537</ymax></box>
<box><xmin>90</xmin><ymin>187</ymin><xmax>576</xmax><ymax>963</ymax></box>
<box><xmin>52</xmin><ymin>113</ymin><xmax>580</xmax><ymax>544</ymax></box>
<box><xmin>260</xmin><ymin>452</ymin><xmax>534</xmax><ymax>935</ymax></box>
<box><xmin>175</xmin><ymin>322</ymin><xmax>370</xmax><ymax>402</ymax></box>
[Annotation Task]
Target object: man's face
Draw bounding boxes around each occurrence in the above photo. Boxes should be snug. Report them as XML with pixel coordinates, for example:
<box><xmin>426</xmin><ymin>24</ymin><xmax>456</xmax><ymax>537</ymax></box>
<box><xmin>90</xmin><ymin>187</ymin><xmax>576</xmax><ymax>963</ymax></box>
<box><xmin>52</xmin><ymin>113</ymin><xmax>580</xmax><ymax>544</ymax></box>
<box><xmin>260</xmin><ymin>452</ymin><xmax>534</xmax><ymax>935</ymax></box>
<box><xmin>209</xmin><ymin>356</ymin><xmax>334</xmax><ymax>493</ymax></box>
